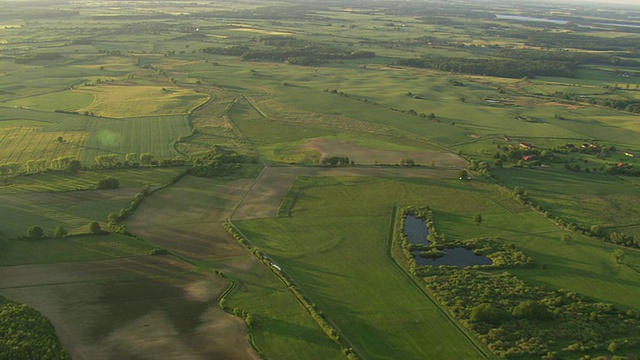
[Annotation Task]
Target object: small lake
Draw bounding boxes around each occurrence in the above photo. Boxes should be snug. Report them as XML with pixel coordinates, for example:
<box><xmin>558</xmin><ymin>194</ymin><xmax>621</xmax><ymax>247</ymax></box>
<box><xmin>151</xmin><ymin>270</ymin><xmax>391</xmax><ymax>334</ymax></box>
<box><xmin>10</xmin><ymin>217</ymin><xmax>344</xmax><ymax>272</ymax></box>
<box><xmin>495</xmin><ymin>14</ymin><xmax>568</xmax><ymax>25</ymax></box>
<box><xmin>403</xmin><ymin>215</ymin><xmax>492</xmax><ymax>267</ymax></box>
<box><xmin>414</xmin><ymin>248</ymin><xmax>493</xmax><ymax>267</ymax></box>
<box><xmin>404</xmin><ymin>215</ymin><xmax>430</xmax><ymax>246</ymax></box>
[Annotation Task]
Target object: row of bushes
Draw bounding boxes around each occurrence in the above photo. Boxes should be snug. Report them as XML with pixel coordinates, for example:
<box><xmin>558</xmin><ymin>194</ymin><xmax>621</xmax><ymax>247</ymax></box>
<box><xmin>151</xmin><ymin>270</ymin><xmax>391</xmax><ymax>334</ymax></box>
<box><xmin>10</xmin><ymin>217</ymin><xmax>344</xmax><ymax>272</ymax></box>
<box><xmin>223</xmin><ymin>223</ymin><xmax>358</xmax><ymax>360</ymax></box>
<box><xmin>107</xmin><ymin>169</ymin><xmax>189</xmax><ymax>232</ymax></box>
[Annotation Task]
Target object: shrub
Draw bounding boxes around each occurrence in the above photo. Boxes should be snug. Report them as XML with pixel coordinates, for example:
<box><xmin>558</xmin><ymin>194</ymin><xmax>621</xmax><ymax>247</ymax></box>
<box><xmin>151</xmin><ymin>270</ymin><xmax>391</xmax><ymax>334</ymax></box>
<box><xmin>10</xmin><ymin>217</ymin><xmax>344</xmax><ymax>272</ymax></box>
<box><xmin>89</xmin><ymin>221</ymin><xmax>102</xmax><ymax>234</ymax></box>
<box><xmin>26</xmin><ymin>226</ymin><xmax>44</xmax><ymax>239</ymax></box>
<box><xmin>53</xmin><ymin>225</ymin><xmax>67</xmax><ymax>238</ymax></box>
<box><xmin>96</xmin><ymin>177</ymin><xmax>119</xmax><ymax>189</ymax></box>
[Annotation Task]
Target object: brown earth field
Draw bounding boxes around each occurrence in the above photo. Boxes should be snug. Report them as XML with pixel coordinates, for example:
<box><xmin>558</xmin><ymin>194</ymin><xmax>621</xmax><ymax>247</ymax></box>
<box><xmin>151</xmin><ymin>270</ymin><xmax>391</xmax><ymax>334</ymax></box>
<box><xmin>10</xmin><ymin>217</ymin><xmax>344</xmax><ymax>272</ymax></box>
<box><xmin>124</xmin><ymin>176</ymin><xmax>253</xmax><ymax>260</ymax></box>
<box><xmin>301</xmin><ymin>138</ymin><xmax>468</xmax><ymax>166</ymax></box>
<box><xmin>232</xmin><ymin>165</ymin><xmax>463</xmax><ymax>220</ymax></box>
<box><xmin>0</xmin><ymin>256</ymin><xmax>259</xmax><ymax>360</ymax></box>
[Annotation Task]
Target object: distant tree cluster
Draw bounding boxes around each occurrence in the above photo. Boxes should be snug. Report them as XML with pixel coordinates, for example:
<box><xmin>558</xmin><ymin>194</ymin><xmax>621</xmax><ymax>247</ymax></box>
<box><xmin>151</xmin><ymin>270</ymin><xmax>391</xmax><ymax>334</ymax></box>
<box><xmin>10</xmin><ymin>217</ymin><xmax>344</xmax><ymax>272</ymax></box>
<box><xmin>320</xmin><ymin>156</ymin><xmax>352</xmax><ymax>166</ymax></box>
<box><xmin>0</xmin><ymin>296</ymin><xmax>70</xmax><ymax>359</ymax></box>
<box><xmin>13</xmin><ymin>53</ymin><xmax>62</xmax><ymax>64</ymax></box>
<box><xmin>426</xmin><ymin>268</ymin><xmax>640</xmax><ymax>359</ymax></box>
<box><xmin>396</xmin><ymin>56</ymin><xmax>574</xmax><ymax>79</ymax></box>
<box><xmin>202</xmin><ymin>36</ymin><xmax>375</xmax><ymax>66</ymax></box>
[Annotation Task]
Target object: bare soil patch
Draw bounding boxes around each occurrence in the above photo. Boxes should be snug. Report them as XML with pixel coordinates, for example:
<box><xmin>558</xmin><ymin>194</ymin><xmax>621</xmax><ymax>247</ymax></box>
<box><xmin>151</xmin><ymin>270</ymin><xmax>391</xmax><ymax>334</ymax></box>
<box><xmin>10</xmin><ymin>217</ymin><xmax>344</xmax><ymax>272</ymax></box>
<box><xmin>0</xmin><ymin>256</ymin><xmax>259</xmax><ymax>360</ymax></box>
<box><xmin>301</xmin><ymin>138</ymin><xmax>468</xmax><ymax>166</ymax></box>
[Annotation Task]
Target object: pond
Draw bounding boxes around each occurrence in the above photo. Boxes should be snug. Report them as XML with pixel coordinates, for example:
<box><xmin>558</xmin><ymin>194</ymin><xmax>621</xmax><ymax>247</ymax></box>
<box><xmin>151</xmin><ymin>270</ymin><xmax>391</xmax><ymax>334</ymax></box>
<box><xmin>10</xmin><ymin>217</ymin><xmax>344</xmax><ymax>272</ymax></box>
<box><xmin>414</xmin><ymin>247</ymin><xmax>493</xmax><ymax>267</ymax></box>
<box><xmin>404</xmin><ymin>215</ymin><xmax>431</xmax><ymax>246</ymax></box>
<box><xmin>403</xmin><ymin>215</ymin><xmax>492</xmax><ymax>267</ymax></box>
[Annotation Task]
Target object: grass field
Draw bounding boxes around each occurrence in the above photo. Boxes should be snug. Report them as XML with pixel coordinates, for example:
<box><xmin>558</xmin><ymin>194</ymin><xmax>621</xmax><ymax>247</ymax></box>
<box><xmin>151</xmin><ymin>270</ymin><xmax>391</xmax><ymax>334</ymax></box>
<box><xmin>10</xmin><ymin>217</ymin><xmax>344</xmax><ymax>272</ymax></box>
<box><xmin>0</xmin><ymin>187</ymin><xmax>140</xmax><ymax>237</ymax></box>
<box><xmin>0</xmin><ymin>233</ymin><xmax>156</xmax><ymax>266</ymax></box>
<box><xmin>494</xmin><ymin>167</ymin><xmax>640</xmax><ymax>237</ymax></box>
<box><xmin>235</xmin><ymin>177</ymin><xmax>497</xmax><ymax>359</ymax></box>
<box><xmin>235</xmin><ymin>175</ymin><xmax>640</xmax><ymax>358</ymax></box>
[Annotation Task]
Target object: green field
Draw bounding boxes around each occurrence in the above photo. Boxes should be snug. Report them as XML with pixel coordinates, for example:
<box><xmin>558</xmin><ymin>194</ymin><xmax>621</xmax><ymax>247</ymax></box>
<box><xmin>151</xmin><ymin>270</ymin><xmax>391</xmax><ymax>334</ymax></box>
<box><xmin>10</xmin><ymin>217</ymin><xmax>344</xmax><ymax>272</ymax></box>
<box><xmin>0</xmin><ymin>233</ymin><xmax>157</xmax><ymax>266</ymax></box>
<box><xmin>1</xmin><ymin>0</ymin><xmax>640</xmax><ymax>359</ymax></box>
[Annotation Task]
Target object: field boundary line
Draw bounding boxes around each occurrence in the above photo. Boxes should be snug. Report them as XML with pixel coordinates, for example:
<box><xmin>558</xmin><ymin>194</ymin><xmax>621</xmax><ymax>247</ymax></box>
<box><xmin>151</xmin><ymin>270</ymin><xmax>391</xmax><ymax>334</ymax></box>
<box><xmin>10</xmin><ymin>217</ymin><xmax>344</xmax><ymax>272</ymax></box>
<box><xmin>385</xmin><ymin>207</ymin><xmax>495</xmax><ymax>360</ymax></box>
<box><xmin>228</xmin><ymin>165</ymin><xmax>268</xmax><ymax>221</ymax></box>
<box><xmin>224</xmin><ymin>98</ymin><xmax>267</xmax><ymax>166</ymax></box>
<box><xmin>241</xmin><ymin>95</ymin><xmax>269</xmax><ymax>119</ymax></box>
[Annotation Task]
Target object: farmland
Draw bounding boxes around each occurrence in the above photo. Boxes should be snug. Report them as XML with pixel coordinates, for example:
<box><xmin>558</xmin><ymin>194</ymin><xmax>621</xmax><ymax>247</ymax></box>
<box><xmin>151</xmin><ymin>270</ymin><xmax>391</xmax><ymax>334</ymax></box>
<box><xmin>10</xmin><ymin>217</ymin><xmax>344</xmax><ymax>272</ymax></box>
<box><xmin>1</xmin><ymin>0</ymin><xmax>640</xmax><ymax>359</ymax></box>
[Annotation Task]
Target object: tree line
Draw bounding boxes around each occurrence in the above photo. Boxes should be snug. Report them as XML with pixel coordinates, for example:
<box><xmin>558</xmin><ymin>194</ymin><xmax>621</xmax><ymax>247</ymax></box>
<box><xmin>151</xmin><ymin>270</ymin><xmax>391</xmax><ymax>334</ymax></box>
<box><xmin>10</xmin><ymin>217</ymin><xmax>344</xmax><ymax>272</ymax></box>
<box><xmin>202</xmin><ymin>36</ymin><xmax>375</xmax><ymax>66</ymax></box>
<box><xmin>396</xmin><ymin>56</ymin><xmax>574</xmax><ymax>79</ymax></box>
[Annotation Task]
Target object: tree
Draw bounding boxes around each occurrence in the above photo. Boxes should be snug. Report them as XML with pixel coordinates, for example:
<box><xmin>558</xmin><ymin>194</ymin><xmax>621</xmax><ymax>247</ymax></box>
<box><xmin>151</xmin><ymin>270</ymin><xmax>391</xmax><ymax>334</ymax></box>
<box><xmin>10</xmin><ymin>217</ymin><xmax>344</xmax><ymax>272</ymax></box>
<box><xmin>562</xmin><ymin>234</ymin><xmax>572</xmax><ymax>244</ymax></box>
<box><xmin>96</xmin><ymin>177</ymin><xmax>119</xmax><ymax>190</ymax></box>
<box><xmin>140</xmin><ymin>153</ymin><xmax>154</xmax><ymax>166</ymax></box>
<box><xmin>400</xmin><ymin>158</ymin><xmax>415</xmax><ymax>167</ymax></box>
<box><xmin>125</xmin><ymin>153</ymin><xmax>138</xmax><ymax>166</ymax></box>
<box><xmin>470</xmin><ymin>303</ymin><xmax>504</xmax><ymax>323</ymax></box>
<box><xmin>95</xmin><ymin>154</ymin><xmax>119</xmax><ymax>168</ymax></box>
<box><xmin>89</xmin><ymin>221</ymin><xmax>102</xmax><ymax>235</ymax></box>
<box><xmin>613</xmin><ymin>249</ymin><xmax>625</xmax><ymax>264</ymax></box>
<box><xmin>458</xmin><ymin>169</ymin><xmax>468</xmax><ymax>180</ymax></box>
<box><xmin>474</xmin><ymin>214</ymin><xmax>483</xmax><ymax>225</ymax></box>
<box><xmin>511</xmin><ymin>300</ymin><xmax>550</xmax><ymax>320</ymax></box>
<box><xmin>26</xmin><ymin>226</ymin><xmax>44</xmax><ymax>239</ymax></box>
<box><xmin>67</xmin><ymin>159</ymin><xmax>82</xmax><ymax>173</ymax></box>
<box><xmin>53</xmin><ymin>225</ymin><xmax>67</xmax><ymax>238</ymax></box>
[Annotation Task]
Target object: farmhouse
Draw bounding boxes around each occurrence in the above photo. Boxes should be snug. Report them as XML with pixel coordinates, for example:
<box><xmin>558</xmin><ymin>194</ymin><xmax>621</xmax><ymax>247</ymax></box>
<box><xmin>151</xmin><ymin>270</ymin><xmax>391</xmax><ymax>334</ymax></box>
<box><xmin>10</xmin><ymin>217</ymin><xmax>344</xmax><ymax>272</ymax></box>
<box><xmin>625</xmin><ymin>151</ymin><xmax>635</xmax><ymax>158</ymax></box>
<box><xmin>519</xmin><ymin>142</ymin><xmax>534</xmax><ymax>150</ymax></box>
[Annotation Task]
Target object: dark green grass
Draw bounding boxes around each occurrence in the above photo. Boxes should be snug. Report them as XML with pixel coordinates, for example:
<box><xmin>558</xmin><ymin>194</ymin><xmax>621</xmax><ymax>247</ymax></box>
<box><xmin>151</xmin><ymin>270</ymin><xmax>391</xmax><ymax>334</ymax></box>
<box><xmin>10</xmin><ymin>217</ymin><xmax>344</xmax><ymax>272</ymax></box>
<box><xmin>0</xmin><ymin>233</ymin><xmax>156</xmax><ymax>266</ymax></box>
<box><xmin>493</xmin><ymin>167</ymin><xmax>640</xmax><ymax>233</ymax></box>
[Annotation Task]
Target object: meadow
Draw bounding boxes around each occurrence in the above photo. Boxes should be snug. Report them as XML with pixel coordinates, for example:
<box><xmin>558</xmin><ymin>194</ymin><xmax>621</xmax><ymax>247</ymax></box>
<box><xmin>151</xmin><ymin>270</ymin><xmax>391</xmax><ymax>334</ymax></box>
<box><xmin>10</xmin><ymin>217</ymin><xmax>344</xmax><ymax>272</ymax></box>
<box><xmin>0</xmin><ymin>0</ymin><xmax>640</xmax><ymax>359</ymax></box>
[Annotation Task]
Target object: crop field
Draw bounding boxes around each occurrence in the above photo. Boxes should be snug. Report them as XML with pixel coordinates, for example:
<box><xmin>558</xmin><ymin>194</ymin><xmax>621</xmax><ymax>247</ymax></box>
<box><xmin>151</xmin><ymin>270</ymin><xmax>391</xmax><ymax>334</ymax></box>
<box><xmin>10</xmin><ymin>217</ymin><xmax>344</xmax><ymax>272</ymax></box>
<box><xmin>2</xmin><ymin>0</ymin><xmax>640</xmax><ymax>359</ymax></box>
<box><xmin>0</xmin><ymin>167</ymin><xmax>186</xmax><ymax>195</ymax></box>
<box><xmin>0</xmin><ymin>127</ymin><xmax>86</xmax><ymax>166</ymax></box>
<box><xmin>124</xmin><ymin>176</ymin><xmax>253</xmax><ymax>260</ymax></box>
<box><xmin>81</xmin><ymin>114</ymin><xmax>191</xmax><ymax>161</ymax></box>
<box><xmin>0</xmin><ymin>256</ymin><xmax>258</xmax><ymax>360</ymax></box>
<box><xmin>76</xmin><ymin>85</ymin><xmax>209</xmax><ymax>118</ymax></box>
